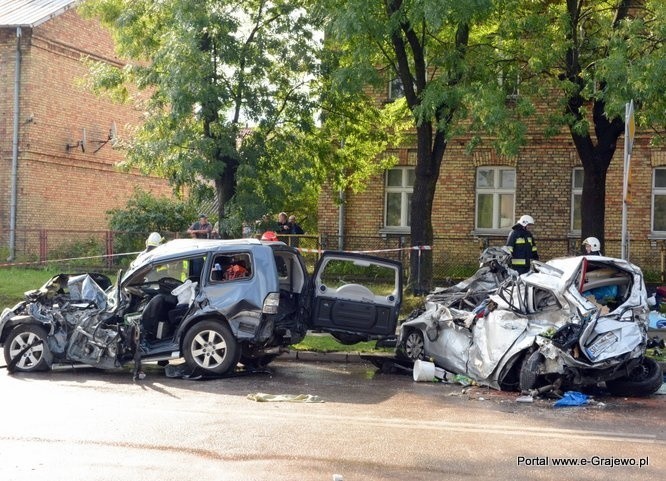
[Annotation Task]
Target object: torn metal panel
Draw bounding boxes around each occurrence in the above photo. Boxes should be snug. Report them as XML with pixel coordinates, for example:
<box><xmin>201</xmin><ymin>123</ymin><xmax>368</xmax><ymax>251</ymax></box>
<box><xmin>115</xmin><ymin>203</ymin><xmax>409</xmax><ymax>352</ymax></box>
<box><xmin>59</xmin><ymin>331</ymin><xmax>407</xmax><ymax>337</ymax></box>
<box><xmin>398</xmin><ymin>250</ymin><xmax>663</xmax><ymax>397</ymax></box>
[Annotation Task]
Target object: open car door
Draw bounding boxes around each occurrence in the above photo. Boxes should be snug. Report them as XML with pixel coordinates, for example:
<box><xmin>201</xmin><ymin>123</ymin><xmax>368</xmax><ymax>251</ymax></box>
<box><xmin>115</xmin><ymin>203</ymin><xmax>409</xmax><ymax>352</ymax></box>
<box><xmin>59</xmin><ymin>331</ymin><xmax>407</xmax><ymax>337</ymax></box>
<box><xmin>309</xmin><ymin>252</ymin><xmax>402</xmax><ymax>343</ymax></box>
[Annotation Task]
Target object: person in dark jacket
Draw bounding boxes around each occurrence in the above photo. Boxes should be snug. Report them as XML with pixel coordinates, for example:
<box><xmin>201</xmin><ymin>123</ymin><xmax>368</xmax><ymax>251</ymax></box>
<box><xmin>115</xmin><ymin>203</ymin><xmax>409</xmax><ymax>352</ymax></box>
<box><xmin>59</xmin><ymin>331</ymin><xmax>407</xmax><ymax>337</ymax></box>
<box><xmin>506</xmin><ymin>214</ymin><xmax>538</xmax><ymax>274</ymax></box>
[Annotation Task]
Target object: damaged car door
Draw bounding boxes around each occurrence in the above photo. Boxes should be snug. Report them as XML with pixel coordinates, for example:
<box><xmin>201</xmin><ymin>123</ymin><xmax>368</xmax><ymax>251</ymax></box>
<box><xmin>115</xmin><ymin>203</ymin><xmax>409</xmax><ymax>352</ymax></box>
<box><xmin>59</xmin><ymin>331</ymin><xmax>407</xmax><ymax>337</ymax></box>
<box><xmin>308</xmin><ymin>252</ymin><xmax>402</xmax><ymax>344</ymax></box>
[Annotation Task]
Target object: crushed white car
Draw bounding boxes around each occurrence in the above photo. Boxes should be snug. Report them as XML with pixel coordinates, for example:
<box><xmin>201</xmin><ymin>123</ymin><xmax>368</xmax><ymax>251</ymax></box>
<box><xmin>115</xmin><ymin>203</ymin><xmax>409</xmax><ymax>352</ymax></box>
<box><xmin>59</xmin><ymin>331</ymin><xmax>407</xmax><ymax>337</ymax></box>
<box><xmin>398</xmin><ymin>248</ymin><xmax>663</xmax><ymax>397</ymax></box>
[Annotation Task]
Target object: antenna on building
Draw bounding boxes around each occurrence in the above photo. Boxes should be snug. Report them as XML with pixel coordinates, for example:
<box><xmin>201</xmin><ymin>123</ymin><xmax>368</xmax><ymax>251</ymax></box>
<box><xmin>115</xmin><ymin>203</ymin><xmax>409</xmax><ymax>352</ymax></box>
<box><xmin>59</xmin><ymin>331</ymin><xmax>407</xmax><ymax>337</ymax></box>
<box><xmin>109</xmin><ymin>121</ymin><xmax>118</xmax><ymax>147</ymax></box>
<box><xmin>66</xmin><ymin>128</ymin><xmax>86</xmax><ymax>153</ymax></box>
<box><xmin>91</xmin><ymin>122</ymin><xmax>118</xmax><ymax>153</ymax></box>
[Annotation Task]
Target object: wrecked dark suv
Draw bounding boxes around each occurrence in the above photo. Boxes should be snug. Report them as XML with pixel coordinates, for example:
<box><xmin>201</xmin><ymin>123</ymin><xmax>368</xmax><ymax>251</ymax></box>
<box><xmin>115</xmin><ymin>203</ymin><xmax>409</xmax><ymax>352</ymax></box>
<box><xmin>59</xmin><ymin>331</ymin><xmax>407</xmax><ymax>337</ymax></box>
<box><xmin>0</xmin><ymin>238</ymin><xmax>402</xmax><ymax>378</ymax></box>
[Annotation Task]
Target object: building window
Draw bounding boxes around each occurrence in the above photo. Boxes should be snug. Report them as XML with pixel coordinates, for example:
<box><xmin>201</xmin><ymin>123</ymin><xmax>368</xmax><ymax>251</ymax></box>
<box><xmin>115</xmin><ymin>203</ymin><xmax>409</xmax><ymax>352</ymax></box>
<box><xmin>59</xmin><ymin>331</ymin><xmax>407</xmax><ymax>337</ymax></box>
<box><xmin>653</xmin><ymin>168</ymin><xmax>666</xmax><ymax>232</ymax></box>
<box><xmin>388</xmin><ymin>77</ymin><xmax>404</xmax><ymax>101</ymax></box>
<box><xmin>571</xmin><ymin>167</ymin><xmax>583</xmax><ymax>231</ymax></box>
<box><xmin>475</xmin><ymin>167</ymin><xmax>515</xmax><ymax>230</ymax></box>
<box><xmin>385</xmin><ymin>167</ymin><xmax>414</xmax><ymax>228</ymax></box>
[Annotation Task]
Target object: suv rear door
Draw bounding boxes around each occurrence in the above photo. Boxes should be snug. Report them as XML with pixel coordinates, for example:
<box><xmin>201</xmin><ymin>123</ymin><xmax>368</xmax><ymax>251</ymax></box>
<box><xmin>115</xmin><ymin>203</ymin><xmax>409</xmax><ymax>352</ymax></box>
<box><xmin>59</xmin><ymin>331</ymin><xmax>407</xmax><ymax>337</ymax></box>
<box><xmin>309</xmin><ymin>252</ymin><xmax>402</xmax><ymax>341</ymax></box>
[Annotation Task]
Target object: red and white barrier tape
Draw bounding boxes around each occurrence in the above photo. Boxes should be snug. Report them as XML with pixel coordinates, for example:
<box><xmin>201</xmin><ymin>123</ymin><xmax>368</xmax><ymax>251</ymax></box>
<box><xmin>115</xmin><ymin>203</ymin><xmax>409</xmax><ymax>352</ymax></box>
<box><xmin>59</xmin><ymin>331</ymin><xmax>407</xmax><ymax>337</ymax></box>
<box><xmin>0</xmin><ymin>244</ymin><xmax>432</xmax><ymax>268</ymax></box>
<box><xmin>297</xmin><ymin>245</ymin><xmax>432</xmax><ymax>255</ymax></box>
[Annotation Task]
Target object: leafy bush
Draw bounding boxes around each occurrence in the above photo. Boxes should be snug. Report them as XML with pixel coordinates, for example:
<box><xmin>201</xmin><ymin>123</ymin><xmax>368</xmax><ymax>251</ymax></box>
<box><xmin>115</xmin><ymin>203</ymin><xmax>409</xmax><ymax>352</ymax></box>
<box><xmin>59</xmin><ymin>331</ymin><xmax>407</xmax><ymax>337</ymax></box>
<box><xmin>48</xmin><ymin>236</ymin><xmax>106</xmax><ymax>268</ymax></box>
<box><xmin>107</xmin><ymin>189</ymin><xmax>197</xmax><ymax>264</ymax></box>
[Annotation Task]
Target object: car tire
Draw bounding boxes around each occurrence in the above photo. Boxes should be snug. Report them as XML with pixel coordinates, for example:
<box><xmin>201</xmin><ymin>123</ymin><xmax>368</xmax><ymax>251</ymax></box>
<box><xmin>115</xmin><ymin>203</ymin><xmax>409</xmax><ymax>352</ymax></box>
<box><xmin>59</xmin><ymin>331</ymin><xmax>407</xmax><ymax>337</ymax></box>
<box><xmin>605</xmin><ymin>357</ymin><xmax>663</xmax><ymax>397</ymax></box>
<box><xmin>519</xmin><ymin>350</ymin><xmax>546</xmax><ymax>392</ymax></box>
<box><xmin>183</xmin><ymin>320</ymin><xmax>239</xmax><ymax>375</ymax></box>
<box><xmin>4</xmin><ymin>324</ymin><xmax>52</xmax><ymax>373</ymax></box>
<box><xmin>240</xmin><ymin>354</ymin><xmax>279</xmax><ymax>369</ymax></box>
<box><xmin>331</xmin><ymin>333</ymin><xmax>365</xmax><ymax>345</ymax></box>
<box><xmin>400</xmin><ymin>329</ymin><xmax>426</xmax><ymax>362</ymax></box>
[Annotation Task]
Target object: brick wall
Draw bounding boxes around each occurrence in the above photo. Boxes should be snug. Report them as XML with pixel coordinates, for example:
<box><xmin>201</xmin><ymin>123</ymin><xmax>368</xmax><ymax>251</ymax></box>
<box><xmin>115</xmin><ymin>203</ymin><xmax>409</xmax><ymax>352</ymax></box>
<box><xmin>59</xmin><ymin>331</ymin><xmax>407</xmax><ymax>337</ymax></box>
<box><xmin>0</xmin><ymin>9</ymin><xmax>172</xmax><ymax>255</ymax></box>
<box><xmin>319</xmin><ymin>95</ymin><xmax>666</xmax><ymax>275</ymax></box>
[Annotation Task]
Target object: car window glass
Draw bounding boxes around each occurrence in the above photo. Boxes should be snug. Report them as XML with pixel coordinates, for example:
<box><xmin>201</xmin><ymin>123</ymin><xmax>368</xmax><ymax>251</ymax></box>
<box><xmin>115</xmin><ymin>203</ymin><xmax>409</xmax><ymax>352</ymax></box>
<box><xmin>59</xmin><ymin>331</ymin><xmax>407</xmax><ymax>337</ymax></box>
<box><xmin>211</xmin><ymin>253</ymin><xmax>252</xmax><ymax>282</ymax></box>
<box><xmin>131</xmin><ymin>256</ymin><xmax>206</xmax><ymax>285</ymax></box>
<box><xmin>318</xmin><ymin>258</ymin><xmax>398</xmax><ymax>298</ymax></box>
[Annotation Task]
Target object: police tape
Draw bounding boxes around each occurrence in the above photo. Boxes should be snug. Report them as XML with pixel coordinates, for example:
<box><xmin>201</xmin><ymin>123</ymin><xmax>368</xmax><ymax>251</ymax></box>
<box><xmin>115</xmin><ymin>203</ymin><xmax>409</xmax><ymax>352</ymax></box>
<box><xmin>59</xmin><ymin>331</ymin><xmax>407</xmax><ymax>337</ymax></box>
<box><xmin>0</xmin><ymin>251</ymin><xmax>142</xmax><ymax>268</ymax></box>
<box><xmin>297</xmin><ymin>245</ymin><xmax>432</xmax><ymax>255</ymax></box>
<box><xmin>0</xmin><ymin>244</ymin><xmax>433</xmax><ymax>268</ymax></box>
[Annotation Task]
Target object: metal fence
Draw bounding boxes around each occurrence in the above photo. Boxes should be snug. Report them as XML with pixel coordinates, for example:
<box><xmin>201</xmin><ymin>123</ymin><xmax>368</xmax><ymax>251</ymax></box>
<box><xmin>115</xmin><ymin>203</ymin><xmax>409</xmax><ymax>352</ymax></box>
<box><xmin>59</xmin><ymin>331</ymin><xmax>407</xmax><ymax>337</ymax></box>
<box><xmin>2</xmin><ymin>228</ymin><xmax>665</xmax><ymax>284</ymax></box>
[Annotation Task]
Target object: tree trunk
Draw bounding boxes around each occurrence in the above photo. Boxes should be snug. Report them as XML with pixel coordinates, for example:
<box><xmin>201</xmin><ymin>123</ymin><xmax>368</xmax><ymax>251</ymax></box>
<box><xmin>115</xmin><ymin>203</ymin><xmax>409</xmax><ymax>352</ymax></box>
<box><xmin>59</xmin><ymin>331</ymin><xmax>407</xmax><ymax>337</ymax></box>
<box><xmin>570</xmin><ymin>99</ymin><xmax>624</xmax><ymax>252</ymax></box>
<box><xmin>409</xmin><ymin>122</ymin><xmax>446</xmax><ymax>295</ymax></box>
<box><xmin>215</xmin><ymin>154</ymin><xmax>239</xmax><ymax>239</ymax></box>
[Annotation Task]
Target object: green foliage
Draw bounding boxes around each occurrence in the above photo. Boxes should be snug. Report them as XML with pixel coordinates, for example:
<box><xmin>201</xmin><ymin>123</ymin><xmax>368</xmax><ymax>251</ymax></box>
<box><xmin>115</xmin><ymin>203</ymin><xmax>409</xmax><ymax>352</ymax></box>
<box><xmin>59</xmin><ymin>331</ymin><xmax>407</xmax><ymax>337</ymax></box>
<box><xmin>106</xmin><ymin>188</ymin><xmax>196</xmax><ymax>262</ymax></box>
<box><xmin>107</xmin><ymin>188</ymin><xmax>196</xmax><ymax>233</ymax></box>
<box><xmin>81</xmin><ymin>0</ymin><xmax>325</xmax><ymax>237</ymax></box>
<box><xmin>48</xmin><ymin>237</ymin><xmax>106</xmax><ymax>268</ymax></box>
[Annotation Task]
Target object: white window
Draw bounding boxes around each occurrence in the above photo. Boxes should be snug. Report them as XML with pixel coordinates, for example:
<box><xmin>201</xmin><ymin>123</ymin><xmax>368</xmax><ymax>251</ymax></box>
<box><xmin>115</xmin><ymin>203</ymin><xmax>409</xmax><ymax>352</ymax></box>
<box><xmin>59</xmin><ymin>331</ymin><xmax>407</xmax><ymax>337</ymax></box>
<box><xmin>388</xmin><ymin>77</ymin><xmax>404</xmax><ymax>101</ymax></box>
<box><xmin>653</xmin><ymin>168</ymin><xmax>666</xmax><ymax>232</ymax></box>
<box><xmin>475</xmin><ymin>167</ymin><xmax>515</xmax><ymax>230</ymax></box>
<box><xmin>571</xmin><ymin>167</ymin><xmax>584</xmax><ymax>231</ymax></box>
<box><xmin>385</xmin><ymin>167</ymin><xmax>414</xmax><ymax>228</ymax></box>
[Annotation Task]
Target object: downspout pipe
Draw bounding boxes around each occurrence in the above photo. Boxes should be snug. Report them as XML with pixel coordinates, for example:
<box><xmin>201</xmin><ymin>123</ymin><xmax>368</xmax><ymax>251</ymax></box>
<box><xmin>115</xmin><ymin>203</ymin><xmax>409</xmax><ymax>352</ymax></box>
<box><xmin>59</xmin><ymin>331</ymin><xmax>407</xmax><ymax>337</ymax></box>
<box><xmin>8</xmin><ymin>26</ymin><xmax>22</xmax><ymax>261</ymax></box>
<box><xmin>338</xmin><ymin>189</ymin><xmax>345</xmax><ymax>250</ymax></box>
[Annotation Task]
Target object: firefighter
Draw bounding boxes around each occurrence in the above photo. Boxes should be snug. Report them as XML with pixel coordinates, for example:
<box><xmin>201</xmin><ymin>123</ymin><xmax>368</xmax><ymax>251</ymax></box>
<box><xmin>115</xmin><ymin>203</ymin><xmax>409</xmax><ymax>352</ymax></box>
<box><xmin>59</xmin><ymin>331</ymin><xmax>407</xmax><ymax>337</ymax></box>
<box><xmin>506</xmin><ymin>215</ymin><xmax>539</xmax><ymax>274</ymax></box>
<box><xmin>582</xmin><ymin>237</ymin><xmax>602</xmax><ymax>256</ymax></box>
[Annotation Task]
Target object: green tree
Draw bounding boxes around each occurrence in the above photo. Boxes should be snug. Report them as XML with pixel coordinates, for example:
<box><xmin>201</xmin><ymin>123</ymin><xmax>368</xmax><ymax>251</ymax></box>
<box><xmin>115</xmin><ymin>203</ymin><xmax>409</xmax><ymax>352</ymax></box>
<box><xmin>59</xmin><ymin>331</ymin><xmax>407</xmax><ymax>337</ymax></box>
<box><xmin>106</xmin><ymin>188</ymin><xmax>196</xmax><ymax>260</ymax></box>
<box><xmin>319</xmin><ymin>0</ymin><xmax>528</xmax><ymax>292</ymax></box>
<box><xmin>82</xmin><ymin>0</ymin><xmax>322</xmax><ymax>237</ymax></box>
<box><xmin>498</xmin><ymin>0</ymin><xmax>666</xmax><ymax>250</ymax></box>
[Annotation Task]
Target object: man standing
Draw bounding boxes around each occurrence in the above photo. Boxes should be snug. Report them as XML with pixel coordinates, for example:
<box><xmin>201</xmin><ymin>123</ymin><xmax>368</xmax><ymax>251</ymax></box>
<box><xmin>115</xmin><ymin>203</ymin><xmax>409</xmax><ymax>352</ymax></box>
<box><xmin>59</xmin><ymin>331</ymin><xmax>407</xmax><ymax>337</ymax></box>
<box><xmin>187</xmin><ymin>214</ymin><xmax>213</xmax><ymax>239</ymax></box>
<box><xmin>506</xmin><ymin>214</ymin><xmax>538</xmax><ymax>274</ymax></box>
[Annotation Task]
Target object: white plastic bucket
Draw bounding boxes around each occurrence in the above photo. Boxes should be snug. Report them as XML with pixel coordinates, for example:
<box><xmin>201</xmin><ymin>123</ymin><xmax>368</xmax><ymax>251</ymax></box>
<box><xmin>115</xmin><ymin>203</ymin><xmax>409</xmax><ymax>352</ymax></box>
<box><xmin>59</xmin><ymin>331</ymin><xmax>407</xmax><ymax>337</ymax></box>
<box><xmin>412</xmin><ymin>360</ymin><xmax>446</xmax><ymax>382</ymax></box>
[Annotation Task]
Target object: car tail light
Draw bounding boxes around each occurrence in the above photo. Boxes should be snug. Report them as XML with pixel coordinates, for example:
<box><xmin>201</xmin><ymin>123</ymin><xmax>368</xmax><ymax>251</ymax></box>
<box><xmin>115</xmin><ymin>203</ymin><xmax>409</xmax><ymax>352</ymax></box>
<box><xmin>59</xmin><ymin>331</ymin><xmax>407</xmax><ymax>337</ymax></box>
<box><xmin>262</xmin><ymin>292</ymin><xmax>280</xmax><ymax>314</ymax></box>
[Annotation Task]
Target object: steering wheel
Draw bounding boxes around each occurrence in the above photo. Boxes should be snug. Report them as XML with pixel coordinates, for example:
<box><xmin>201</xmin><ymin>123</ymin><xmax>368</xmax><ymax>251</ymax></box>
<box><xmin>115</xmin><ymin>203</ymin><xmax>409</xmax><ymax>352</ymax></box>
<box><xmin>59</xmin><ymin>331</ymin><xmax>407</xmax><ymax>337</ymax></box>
<box><xmin>158</xmin><ymin>277</ymin><xmax>183</xmax><ymax>294</ymax></box>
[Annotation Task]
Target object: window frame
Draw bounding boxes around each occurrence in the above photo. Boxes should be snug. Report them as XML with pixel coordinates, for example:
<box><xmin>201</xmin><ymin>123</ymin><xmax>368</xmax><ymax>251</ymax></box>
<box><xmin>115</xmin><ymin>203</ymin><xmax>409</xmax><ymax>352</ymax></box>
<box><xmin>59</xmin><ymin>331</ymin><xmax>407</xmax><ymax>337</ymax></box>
<box><xmin>384</xmin><ymin>167</ymin><xmax>414</xmax><ymax>230</ymax></box>
<box><xmin>474</xmin><ymin>166</ymin><xmax>516</xmax><ymax>231</ymax></box>
<box><xmin>652</xmin><ymin>167</ymin><xmax>666</xmax><ymax>233</ymax></box>
<box><xmin>571</xmin><ymin>167</ymin><xmax>584</xmax><ymax>233</ymax></box>
<box><xmin>388</xmin><ymin>77</ymin><xmax>405</xmax><ymax>101</ymax></box>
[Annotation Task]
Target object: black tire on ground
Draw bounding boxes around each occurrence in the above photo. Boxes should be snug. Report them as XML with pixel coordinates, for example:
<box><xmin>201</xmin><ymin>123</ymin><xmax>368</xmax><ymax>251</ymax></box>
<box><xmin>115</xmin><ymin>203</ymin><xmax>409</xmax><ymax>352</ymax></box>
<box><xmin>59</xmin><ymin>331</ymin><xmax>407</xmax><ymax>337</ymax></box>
<box><xmin>331</xmin><ymin>333</ymin><xmax>365</xmax><ymax>345</ymax></box>
<box><xmin>240</xmin><ymin>354</ymin><xmax>279</xmax><ymax>369</ymax></box>
<box><xmin>182</xmin><ymin>321</ymin><xmax>239</xmax><ymax>375</ymax></box>
<box><xmin>605</xmin><ymin>357</ymin><xmax>663</xmax><ymax>397</ymax></box>
<box><xmin>4</xmin><ymin>324</ymin><xmax>52</xmax><ymax>373</ymax></box>
<box><xmin>519</xmin><ymin>350</ymin><xmax>546</xmax><ymax>392</ymax></box>
<box><xmin>400</xmin><ymin>329</ymin><xmax>425</xmax><ymax>362</ymax></box>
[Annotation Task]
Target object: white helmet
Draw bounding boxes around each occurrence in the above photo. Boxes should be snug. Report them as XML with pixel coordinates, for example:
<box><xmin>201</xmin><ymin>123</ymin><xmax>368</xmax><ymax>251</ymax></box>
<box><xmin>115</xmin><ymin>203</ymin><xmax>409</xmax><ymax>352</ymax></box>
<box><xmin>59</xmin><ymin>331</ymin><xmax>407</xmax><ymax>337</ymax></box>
<box><xmin>518</xmin><ymin>215</ymin><xmax>535</xmax><ymax>227</ymax></box>
<box><xmin>583</xmin><ymin>236</ymin><xmax>601</xmax><ymax>252</ymax></box>
<box><xmin>145</xmin><ymin>232</ymin><xmax>163</xmax><ymax>248</ymax></box>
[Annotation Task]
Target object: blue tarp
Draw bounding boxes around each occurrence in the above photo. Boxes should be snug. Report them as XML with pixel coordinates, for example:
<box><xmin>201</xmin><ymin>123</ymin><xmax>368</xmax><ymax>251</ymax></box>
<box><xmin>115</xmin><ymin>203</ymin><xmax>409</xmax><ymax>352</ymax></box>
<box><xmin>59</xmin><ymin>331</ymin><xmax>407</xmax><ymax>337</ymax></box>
<box><xmin>554</xmin><ymin>391</ymin><xmax>589</xmax><ymax>407</ymax></box>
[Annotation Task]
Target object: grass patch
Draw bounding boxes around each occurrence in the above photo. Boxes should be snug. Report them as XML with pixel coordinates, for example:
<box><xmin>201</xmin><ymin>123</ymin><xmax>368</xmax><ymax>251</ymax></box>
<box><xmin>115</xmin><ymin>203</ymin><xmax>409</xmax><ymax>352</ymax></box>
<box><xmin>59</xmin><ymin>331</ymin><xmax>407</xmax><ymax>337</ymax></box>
<box><xmin>291</xmin><ymin>333</ymin><xmax>393</xmax><ymax>353</ymax></box>
<box><xmin>0</xmin><ymin>267</ymin><xmax>62</xmax><ymax>306</ymax></box>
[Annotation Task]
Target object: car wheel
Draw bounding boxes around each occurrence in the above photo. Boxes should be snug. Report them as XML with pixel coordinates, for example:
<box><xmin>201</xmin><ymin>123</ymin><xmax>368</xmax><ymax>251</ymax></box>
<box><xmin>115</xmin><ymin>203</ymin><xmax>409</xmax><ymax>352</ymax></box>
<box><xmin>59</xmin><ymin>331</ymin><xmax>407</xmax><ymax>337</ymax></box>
<box><xmin>519</xmin><ymin>350</ymin><xmax>546</xmax><ymax>392</ymax></box>
<box><xmin>605</xmin><ymin>357</ymin><xmax>663</xmax><ymax>397</ymax></box>
<box><xmin>4</xmin><ymin>324</ymin><xmax>52</xmax><ymax>373</ymax></box>
<box><xmin>401</xmin><ymin>329</ymin><xmax>425</xmax><ymax>361</ymax></box>
<box><xmin>183</xmin><ymin>321</ymin><xmax>239</xmax><ymax>375</ymax></box>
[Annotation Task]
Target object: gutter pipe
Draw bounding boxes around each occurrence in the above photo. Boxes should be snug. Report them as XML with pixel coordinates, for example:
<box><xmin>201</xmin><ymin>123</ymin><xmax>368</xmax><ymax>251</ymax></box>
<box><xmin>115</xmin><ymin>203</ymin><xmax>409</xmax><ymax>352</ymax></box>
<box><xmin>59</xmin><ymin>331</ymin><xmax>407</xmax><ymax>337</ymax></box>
<box><xmin>8</xmin><ymin>26</ymin><xmax>22</xmax><ymax>261</ymax></box>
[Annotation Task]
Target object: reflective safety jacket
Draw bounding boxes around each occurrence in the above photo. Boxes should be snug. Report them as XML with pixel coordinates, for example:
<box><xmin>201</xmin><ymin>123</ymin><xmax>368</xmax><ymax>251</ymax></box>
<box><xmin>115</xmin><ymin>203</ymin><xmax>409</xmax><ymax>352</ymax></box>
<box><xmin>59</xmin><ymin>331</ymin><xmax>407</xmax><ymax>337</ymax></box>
<box><xmin>506</xmin><ymin>225</ymin><xmax>538</xmax><ymax>274</ymax></box>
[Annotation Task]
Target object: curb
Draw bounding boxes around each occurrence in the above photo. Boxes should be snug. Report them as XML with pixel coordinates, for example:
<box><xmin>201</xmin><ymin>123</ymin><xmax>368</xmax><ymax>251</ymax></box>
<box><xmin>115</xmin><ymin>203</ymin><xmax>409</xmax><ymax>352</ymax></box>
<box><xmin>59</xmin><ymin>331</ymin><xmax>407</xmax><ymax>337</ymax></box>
<box><xmin>281</xmin><ymin>350</ymin><xmax>365</xmax><ymax>363</ymax></box>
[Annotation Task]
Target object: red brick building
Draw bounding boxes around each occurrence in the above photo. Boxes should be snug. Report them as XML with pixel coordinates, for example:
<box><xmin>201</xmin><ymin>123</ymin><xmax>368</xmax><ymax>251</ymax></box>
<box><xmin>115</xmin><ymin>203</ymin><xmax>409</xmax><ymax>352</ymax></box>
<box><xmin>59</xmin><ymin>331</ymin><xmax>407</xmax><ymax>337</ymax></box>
<box><xmin>318</xmin><ymin>85</ymin><xmax>666</xmax><ymax>278</ymax></box>
<box><xmin>0</xmin><ymin>0</ymin><xmax>172</xmax><ymax>260</ymax></box>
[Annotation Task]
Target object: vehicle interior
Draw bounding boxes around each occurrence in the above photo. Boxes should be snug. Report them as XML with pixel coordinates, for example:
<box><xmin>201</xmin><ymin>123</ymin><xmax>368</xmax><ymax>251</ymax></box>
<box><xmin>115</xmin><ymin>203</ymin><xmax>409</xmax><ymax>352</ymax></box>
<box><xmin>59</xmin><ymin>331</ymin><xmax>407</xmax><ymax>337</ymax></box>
<box><xmin>577</xmin><ymin>258</ymin><xmax>633</xmax><ymax>310</ymax></box>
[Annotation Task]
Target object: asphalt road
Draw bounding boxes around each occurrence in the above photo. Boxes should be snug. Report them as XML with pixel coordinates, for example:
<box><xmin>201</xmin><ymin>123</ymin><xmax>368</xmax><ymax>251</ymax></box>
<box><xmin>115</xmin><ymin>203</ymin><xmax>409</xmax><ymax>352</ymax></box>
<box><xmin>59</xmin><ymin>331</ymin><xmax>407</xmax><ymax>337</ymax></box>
<box><xmin>0</xmin><ymin>357</ymin><xmax>664</xmax><ymax>481</ymax></box>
